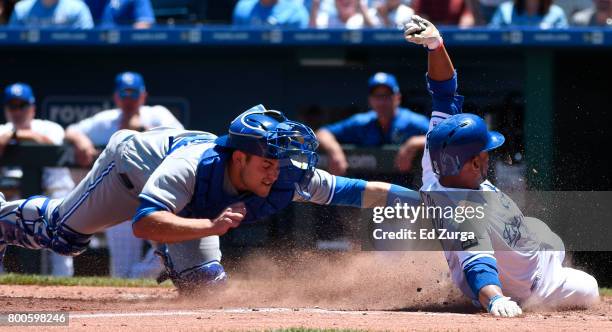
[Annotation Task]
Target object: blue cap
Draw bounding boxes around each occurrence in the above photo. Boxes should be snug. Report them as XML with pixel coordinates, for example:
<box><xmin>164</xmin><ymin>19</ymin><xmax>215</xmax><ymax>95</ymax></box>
<box><xmin>368</xmin><ymin>72</ymin><xmax>400</xmax><ymax>94</ymax></box>
<box><xmin>4</xmin><ymin>83</ymin><xmax>35</xmax><ymax>104</ymax></box>
<box><xmin>115</xmin><ymin>72</ymin><xmax>145</xmax><ymax>99</ymax></box>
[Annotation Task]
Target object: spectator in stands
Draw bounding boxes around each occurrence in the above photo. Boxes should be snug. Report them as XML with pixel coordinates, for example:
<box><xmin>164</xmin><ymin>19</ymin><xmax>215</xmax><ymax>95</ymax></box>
<box><xmin>573</xmin><ymin>0</ymin><xmax>612</xmax><ymax>26</ymax></box>
<box><xmin>471</xmin><ymin>0</ymin><xmax>506</xmax><ymax>25</ymax></box>
<box><xmin>554</xmin><ymin>0</ymin><xmax>593</xmax><ymax>19</ymax></box>
<box><xmin>0</xmin><ymin>83</ymin><xmax>75</xmax><ymax>276</ymax></box>
<box><xmin>9</xmin><ymin>0</ymin><xmax>94</xmax><ymax>29</ymax></box>
<box><xmin>85</xmin><ymin>0</ymin><xmax>155</xmax><ymax>28</ymax></box>
<box><xmin>366</xmin><ymin>0</ymin><xmax>415</xmax><ymax>28</ymax></box>
<box><xmin>312</xmin><ymin>0</ymin><xmax>378</xmax><ymax>28</ymax></box>
<box><xmin>233</xmin><ymin>0</ymin><xmax>309</xmax><ymax>28</ymax></box>
<box><xmin>411</xmin><ymin>0</ymin><xmax>475</xmax><ymax>27</ymax></box>
<box><xmin>490</xmin><ymin>0</ymin><xmax>568</xmax><ymax>28</ymax></box>
<box><xmin>0</xmin><ymin>0</ymin><xmax>18</xmax><ymax>25</ymax></box>
<box><xmin>316</xmin><ymin>72</ymin><xmax>429</xmax><ymax>175</ymax></box>
<box><xmin>64</xmin><ymin>72</ymin><xmax>181</xmax><ymax>279</ymax></box>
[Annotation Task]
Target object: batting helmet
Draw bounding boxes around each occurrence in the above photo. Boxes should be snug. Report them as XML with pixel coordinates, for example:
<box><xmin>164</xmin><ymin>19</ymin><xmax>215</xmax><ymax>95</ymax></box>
<box><xmin>427</xmin><ymin>113</ymin><xmax>505</xmax><ymax>176</ymax></box>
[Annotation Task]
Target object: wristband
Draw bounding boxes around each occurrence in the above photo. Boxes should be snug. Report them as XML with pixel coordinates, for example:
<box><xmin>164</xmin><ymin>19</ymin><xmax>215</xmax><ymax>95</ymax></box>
<box><xmin>487</xmin><ymin>294</ymin><xmax>504</xmax><ymax>312</ymax></box>
<box><xmin>426</xmin><ymin>36</ymin><xmax>444</xmax><ymax>51</ymax></box>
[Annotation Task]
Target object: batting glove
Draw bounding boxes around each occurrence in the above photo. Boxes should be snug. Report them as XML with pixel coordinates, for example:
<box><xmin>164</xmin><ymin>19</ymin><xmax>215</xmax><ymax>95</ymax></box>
<box><xmin>488</xmin><ymin>295</ymin><xmax>523</xmax><ymax>317</ymax></box>
<box><xmin>404</xmin><ymin>15</ymin><xmax>443</xmax><ymax>50</ymax></box>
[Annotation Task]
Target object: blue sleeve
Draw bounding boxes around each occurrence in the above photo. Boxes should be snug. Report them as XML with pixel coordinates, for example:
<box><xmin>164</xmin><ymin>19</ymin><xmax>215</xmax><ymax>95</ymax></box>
<box><xmin>426</xmin><ymin>71</ymin><xmax>464</xmax><ymax>116</ymax></box>
<box><xmin>329</xmin><ymin>181</ymin><xmax>419</xmax><ymax>208</ymax></box>
<box><xmin>133</xmin><ymin>197</ymin><xmax>166</xmax><ymax>224</ymax></box>
<box><xmin>386</xmin><ymin>184</ymin><xmax>420</xmax><ymax>207</ymax></box>
<box><xmin>463</xmin><ymin>256</ymin><xmax>502</xmax><ymax>297</ymax></box>
<box><xmin>135</xmin><ymin>0</ymin><xmax>155</xmax><ymax>23</ymax></box>
<box><xmin>329</xmin><ymin>176</ymin><xmax>367</xmax><ymax>207</ymax></box>
<box><xmin>322</xmin><ymin>117</ymin><xmax>358</xmax><ymax>143</ymax></box>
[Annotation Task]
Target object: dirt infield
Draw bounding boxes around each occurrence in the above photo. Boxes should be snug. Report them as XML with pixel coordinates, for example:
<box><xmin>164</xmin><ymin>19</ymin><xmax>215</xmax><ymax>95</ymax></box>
<box><xmin>0</xmin><ymin>252</ymin><xmax>610</xmax><ymax>331</ymax></box>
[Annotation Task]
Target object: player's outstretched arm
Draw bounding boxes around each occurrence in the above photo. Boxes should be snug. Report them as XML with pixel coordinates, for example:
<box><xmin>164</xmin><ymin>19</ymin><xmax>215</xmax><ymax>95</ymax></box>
<box><xmin>361</xmin><ymin>181</ymin><xmax>421</xmax><ymax>208</ymax></box>
<box><xmin>404</xmin><ymin>15</ymin><xmax>459</xmax><ymax>114</ymax></box>
<box><xmin>132</xmin><ymin>202</ymin><xmax>246</xmax><ymax>243</ymax></box>
<box><xmin>295</xmin><ymin>168</ymin><xmax>420</xmax><ymax>208</ymax></box>
<box><xmin>404</xmin><ymin>16</ymin><xmax>464</xmax><ymax>186</ymax></box>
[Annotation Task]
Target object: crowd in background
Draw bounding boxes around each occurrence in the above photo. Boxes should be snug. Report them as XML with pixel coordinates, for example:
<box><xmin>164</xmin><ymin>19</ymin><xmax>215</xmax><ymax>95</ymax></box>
<box><xmin>0</xmin><ymin>0</ymin><xmax>610</xmax><ymax>29</ymax></box>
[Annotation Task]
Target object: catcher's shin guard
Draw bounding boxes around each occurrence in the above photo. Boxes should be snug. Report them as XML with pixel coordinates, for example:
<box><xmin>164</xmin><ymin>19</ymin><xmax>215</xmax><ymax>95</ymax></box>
<box><xmin>0</xmin><ymin>196</ymin><xmax>90</xmax><ymax>256</ymax></box>
<box><xmin>50</xmin><ymin>224</ymin><xmax>90</xmax><ymax>256</ymax></box>
<box><xmin>0</xmin><ymin>196</ymin><xmax>54</xmax><ymax>250</ymax></box>
<box><xmin>155</xmin><ymin>245</ymin><xmax>227</xmax><ymax>294</ymax></box>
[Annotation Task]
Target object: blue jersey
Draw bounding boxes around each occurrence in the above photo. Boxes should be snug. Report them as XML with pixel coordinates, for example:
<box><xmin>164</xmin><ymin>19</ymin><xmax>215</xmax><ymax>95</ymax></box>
<box><xmin>232</xmin><ymin>0</ymin><xmax>309</xmax><ymax>28</ymax></box>
<box><xmin>85</xmin><ymin>0</ymin><xmax>155</xmax><ymax>26</ymax></box>
<box><xmin>133</xmin><ymin>133</ymin><xmax>369</xmax><ymax>224</ymax></box>
<box><xmin>10</xmin><ymin>0</ymin><xmax>94</xmax><ymax>29</ymax></box>
<box><xmin>322</xmin><ymin>108</ymin><xmax>429</xmax><ymax>146</ymax></box>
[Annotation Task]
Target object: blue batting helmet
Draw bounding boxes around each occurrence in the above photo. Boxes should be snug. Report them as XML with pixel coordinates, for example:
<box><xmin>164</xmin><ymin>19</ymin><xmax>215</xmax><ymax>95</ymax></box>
<box><xmin>427</xmin><ymin>113</ymin><xmax>505</xmax><ymax>176</ymax></box>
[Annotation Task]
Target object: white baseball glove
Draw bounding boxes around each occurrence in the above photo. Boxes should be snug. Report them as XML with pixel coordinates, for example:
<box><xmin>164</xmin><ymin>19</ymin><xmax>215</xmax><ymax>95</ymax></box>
<box><xmin>404</xmin><ymin>15</ymin><xmax>443</xmax><ymax>50</ymax></box>
<box><xmin>488</xmin><ymin>295</ymin><xmax>523</xmax><ymax>317</ymax></box>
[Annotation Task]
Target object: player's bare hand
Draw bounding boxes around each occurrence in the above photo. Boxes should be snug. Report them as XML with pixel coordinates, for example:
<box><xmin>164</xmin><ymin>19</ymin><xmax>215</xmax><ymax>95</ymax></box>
<box><xmin>211</xmin><ymin>202</ymin><xmax>247</xmax><ymax>235</ymax></box>
<box><xmin>488</xmin><ymin>296</ymin><xmax>523</xmax><ymax>317</ymax></box>
<box><xmin>404</xmin><ymin>15</ymin><xmax>443</xmax><ymax>50</ymax></box>
<box><xmin>328</xmin><ymin>152</ymin><xmax>349</xmax><ymax>176</ymax></box>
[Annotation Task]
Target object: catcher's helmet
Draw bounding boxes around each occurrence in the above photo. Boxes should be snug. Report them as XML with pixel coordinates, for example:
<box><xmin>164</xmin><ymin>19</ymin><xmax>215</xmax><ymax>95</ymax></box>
<box><xmin>427</xmin><ymin>113</ymin><xmax>505</xmax><ymax>176</ymax></box>
<box><xmin>215</xmin><ymin>104</ymin><xmax>318</xmax><ymax>159</ymax></box>
<box><xmin>215</xmin><ymin>104</ymin><xmax>319</xmax><ymax>198</ymax></box>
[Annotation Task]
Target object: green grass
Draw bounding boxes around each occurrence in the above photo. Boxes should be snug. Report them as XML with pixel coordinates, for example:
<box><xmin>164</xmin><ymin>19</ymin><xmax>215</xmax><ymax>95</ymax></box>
<box><xmin>0</xmin><ymin>273</ymin><xmax>610</xmax><ymax>300</ymax></box>
<box><xmin>600</xmin><ymin>288</ymin><xmax>612</xmax><ymax>296</ymax></box>
<box><xmin>0</xmin><ymin>273</ymin><xmax>173</xmax><ymax>288</ymax></box>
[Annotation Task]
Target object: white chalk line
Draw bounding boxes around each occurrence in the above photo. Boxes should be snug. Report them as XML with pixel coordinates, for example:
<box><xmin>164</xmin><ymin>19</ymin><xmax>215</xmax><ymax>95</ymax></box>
<box><xmin>71</xmin><ymin>308</ymin><xmax>469</xmax><ymax>319</ymax></box>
